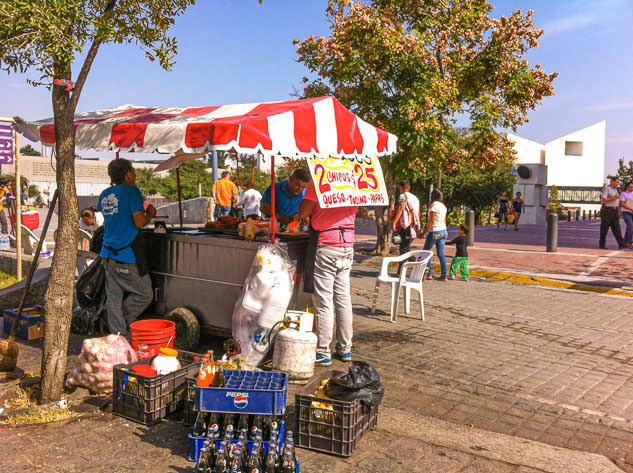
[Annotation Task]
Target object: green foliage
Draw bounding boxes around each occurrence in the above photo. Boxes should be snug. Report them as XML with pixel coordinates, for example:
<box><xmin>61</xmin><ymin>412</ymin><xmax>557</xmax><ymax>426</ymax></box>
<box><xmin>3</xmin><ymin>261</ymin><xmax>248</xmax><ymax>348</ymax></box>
<box><xmin>234</xmin><ymin>162</ymin><xmax>273</xmax><ymax>194</ymax></box>
<box><xmin>295</xmin><ymin>1</ymin><xmax>557</xmax><ymax>183</ymax></box>
<box><xmin>616</xmin><ymin>158</ymin><xmax>633</xmax><ymax>186</ymax></box>
<box><xmin>440</xmin><ymin>158</ymin><xmax>516</xmax><ymax>224</ymax></box>
<box><xmin>0</xmin><ymin>0</ymin><xmax>197</xmax><ymax>82</ymax></box>
<box><xmin>136</xmin><ymin>168</ymin><xmax>163</xmax><ymax>197</ymax></box>
<box><xmin>159</xmin><ymin>160</ymin><xmax>212</xmax><ymax>200</ymax></box>
<box><xmin>20</xmin><ymin>144</ymin><xmax>41</xmax><ymax>156</ymax></box>
<box><xmin>547</xmin><ymin>185</ymin><xmax>567</xmax><ymax>219</ymax></box>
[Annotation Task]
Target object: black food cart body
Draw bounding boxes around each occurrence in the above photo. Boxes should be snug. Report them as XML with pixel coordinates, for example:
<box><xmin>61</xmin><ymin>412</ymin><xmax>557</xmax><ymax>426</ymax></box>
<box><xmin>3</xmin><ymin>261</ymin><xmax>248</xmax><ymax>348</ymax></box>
<box><xmin>143</xmin><ymin>230</ymin><xmax>310</xmax><ymax>334</ymax></box>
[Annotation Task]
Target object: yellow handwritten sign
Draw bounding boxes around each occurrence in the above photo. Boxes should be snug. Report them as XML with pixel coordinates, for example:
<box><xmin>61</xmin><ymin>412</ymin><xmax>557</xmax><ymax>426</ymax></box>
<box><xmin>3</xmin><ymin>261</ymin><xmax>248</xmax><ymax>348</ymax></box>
<box><xmin>307</xmin><ymin>156</ymin><xmax>389</xmax><ymax>208</ymax></box>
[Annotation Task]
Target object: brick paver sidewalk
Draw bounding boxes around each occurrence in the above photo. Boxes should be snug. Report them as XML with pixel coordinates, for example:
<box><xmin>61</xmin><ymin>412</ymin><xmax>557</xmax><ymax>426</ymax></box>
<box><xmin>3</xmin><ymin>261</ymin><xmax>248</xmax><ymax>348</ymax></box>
<box><xmin>356</xmin><ymin>220</ymin><xmax>633</xmax><ymax>286</ymax></box>
<box><xmin>2</xmin><ymin>256</ymin><xmax>632</xmax><ymax>472</ymax></box>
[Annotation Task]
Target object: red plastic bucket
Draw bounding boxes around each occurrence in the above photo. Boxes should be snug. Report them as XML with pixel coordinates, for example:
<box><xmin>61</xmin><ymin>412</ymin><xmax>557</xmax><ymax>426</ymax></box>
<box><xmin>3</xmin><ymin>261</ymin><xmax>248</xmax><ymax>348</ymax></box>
<box><xmin>130</xmin><ymin>319</ymin><xmax>175</xmax><ymax>359</ymax></box>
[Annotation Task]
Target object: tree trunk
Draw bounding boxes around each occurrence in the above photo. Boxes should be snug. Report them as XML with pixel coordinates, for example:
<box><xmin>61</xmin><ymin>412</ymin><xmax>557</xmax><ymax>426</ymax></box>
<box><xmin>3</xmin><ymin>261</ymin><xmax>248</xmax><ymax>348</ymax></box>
<box><xmin>40</xmin><ymin>84</ymin><xmax>79</xmax><ymax>403</ymax></box>
<box><xmin>375</xmin><ymin>166</ymin><xmax>395</xmax><ymax>256</ymax></box>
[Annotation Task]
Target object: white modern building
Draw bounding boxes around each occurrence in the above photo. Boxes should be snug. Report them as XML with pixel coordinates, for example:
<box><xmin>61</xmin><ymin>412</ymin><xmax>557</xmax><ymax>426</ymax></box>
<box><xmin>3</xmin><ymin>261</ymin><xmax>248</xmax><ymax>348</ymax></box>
<box><xmin>508</xmin><ymin>121</ymin><xmax>606</xmax><ymax>213</ymax></box>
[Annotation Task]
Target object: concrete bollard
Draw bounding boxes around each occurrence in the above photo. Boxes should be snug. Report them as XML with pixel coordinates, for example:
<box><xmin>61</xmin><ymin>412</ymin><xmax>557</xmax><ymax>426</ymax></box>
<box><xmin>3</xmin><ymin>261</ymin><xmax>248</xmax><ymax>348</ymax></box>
<box><xmin>465</xmin><ymin>210</ymin><xmax>475</xmax><ymax>247</ymax></box>
<box><xmin>582</xmin><ymin>210</ymin><xmax>586</xmax><ymax>220</ymax></box>
<box><xmin>575</xmin><ymin>210</ymin><xmax>580</xmax><ymax>221</ymax></box>
<box><xmin>567</xmin><ymin>210</ymin><xmax>571</xmax><ymax>222</ymax></box>
<box><xmin>546</xmin><ymin>213</ymin><xmax>558</xmax><ymax>252</ymax></box>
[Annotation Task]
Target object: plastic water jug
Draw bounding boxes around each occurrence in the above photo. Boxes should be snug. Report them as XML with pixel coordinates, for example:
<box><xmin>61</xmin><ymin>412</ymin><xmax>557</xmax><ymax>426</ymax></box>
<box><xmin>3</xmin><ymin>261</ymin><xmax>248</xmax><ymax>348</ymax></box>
<box><xmin>0</xmin><ymin>234</ymin><xmax>10</xmax><ymax>251</ymax></box>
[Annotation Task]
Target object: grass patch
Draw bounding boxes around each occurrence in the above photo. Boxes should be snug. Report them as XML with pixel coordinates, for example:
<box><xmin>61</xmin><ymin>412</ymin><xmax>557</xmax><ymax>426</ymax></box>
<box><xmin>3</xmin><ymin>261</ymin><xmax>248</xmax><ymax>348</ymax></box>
<box><xmin>0</xmin><ymin>270</ymin><xmax>18</xmax><ymax>290</ymax></box>
<box><xmin>0</xmin><ymin>405</ymin><xmax>78</xmax><ymax>426</ymax></box>
<box><xmin>2</xmin><ymin>381</ymin><xmax>78</xmax><ymax>425</ymax></box>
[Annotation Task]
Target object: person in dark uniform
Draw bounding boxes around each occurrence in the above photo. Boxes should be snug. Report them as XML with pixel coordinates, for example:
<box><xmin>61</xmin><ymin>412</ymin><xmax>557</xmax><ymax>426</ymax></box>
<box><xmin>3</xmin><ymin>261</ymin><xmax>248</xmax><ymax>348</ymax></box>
<box><xmin>497</xmin><ymin>190</ymin><xmax>509</xmax><ymax>231</ymax></box>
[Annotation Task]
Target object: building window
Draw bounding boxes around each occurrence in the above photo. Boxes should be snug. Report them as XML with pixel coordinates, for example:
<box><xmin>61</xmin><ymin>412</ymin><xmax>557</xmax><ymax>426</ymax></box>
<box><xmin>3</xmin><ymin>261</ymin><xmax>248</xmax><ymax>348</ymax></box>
<box><xmin>565</xmin><ymin>141</ymin><xmax>583</xmax><ymax>156</ymax></box>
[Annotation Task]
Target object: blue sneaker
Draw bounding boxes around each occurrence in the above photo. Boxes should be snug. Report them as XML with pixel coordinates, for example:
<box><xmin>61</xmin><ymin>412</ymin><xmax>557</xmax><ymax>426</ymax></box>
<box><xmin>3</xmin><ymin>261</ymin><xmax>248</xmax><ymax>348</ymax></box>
<box><xmin>316</xmin><ymin>354</ymin><xmax>332</xmax><ymax>366</ymax></box>
<box><xmin>336</xmin><ymin>352</ymin><xmax>352</xmax><ymax>362</ymax></box>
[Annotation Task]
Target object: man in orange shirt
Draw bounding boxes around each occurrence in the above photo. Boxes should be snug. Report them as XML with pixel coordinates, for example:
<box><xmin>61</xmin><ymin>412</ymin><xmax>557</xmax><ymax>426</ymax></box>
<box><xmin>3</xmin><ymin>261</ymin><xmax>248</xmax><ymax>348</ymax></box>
<box><xmin>212</xmin><ymin>171</ymin><xmax>237</xmax><ymax>220</ymax></box>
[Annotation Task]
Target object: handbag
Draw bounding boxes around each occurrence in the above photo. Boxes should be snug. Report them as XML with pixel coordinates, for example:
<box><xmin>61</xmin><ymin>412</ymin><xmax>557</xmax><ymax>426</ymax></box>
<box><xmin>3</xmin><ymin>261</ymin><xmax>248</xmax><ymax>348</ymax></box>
<box><xmin>391</xmin><ymin>232</ymin><xmax>401</xmax><ymax>245</ymax></box>
<box><xmin>76</xmin><ymin>256</ymin><xmax>106</xmax><ymax>308</ymax></box>
<box><xmin>494</xmin><ymin>212</ymin><xmax>500</xmax><ymax>219</ymax></box>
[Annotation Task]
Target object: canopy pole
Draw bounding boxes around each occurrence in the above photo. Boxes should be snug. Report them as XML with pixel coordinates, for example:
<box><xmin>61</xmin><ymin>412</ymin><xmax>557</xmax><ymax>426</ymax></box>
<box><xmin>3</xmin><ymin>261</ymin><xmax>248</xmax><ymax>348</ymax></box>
<box><xmin>271</xmin><ymin>155</ymin><xmax>276</xmax><ymax>243</ymax></box>
<box><xmin>176</xmin><ymin>166</ymin><xmax>183</xmax><ymax>228</ymax></box>
<box><xmin>15</xmin><ymin>132</ymin><xmax>22</xmax><ymax>281</ymax></box>
<box><xmin>115</xmin><ymin>151</ymin><xmax>119</xmax><ymax>160</ymax></box>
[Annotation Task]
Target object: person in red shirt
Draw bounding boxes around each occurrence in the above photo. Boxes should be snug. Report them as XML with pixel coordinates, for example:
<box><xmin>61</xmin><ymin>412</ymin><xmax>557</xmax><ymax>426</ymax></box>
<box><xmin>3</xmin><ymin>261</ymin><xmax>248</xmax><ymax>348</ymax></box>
<box><xmin>299</xmin><ymin>180</ymin><xmax>357</xmax><ymax>366</ymax></box>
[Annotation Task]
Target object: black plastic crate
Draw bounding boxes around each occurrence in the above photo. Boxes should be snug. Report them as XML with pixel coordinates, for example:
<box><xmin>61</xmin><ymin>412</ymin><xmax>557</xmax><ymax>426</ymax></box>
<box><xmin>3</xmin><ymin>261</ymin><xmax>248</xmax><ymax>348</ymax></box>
<box><xmin>184</xmin><ymin>376</ymin><xmax>198</xmax><ymax>426</ymax></box>
<box><xmin>295</xmin><ymin>370</ymin><xmax>378</xmax><ymax>457</ymax></box>
<box><xmin>113</xmin><ymin>350</ymin><xmax>202</xmax><ymax>425</ymax></box>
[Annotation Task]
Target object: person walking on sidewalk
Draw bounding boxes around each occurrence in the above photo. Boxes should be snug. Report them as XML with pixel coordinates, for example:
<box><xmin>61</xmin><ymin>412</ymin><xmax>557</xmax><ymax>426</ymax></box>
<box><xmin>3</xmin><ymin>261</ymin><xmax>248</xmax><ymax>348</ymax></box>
<box><xmin>511</xmin><ymin>192</ymin><xmax>524</xmax><ymax>231</ymax></box>
<box><xmin>497</xmin><ymin>190</ymin><xmax>510</xmax><ymax>231</ymax></box>
<box><xmin>620</xmin><ymin>181</ymin><xmax>633</xmax><ymax>247</ymax></box>
<box><xmin>421</xmin><ymin>188</ymin><xmax>448</xmax><ymax>280</ymax></box>
<box><xmin>390</xmin><ymin>179</ymin><xmax>421</xmax><ymax>257</ymax></box>
<box><xmin>599</xmin><ymin>177</ymin><xmax>627</xmax><ymax>250</ymax></box>
<box><xmin>299</xmin><ymin>180</ymin><xmax>357</xmax><ymax>366</ymax></box>
<box><xmin>447</xmin><ymin>224</ymin><xmax>470</xmax><ymax>281</ymax></box>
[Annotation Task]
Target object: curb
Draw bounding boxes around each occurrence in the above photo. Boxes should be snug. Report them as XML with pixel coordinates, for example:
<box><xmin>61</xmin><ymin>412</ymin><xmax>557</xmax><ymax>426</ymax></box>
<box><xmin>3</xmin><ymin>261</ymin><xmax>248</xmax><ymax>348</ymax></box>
<box><xmin>430</xmin><ymin>264</ymin><xmax>633</xmax><ymax>298</ymax></box>
<box><xmin>379</xmin><ymin>406</ymin><xmax>625</xmax><ymax>473</ymax></box>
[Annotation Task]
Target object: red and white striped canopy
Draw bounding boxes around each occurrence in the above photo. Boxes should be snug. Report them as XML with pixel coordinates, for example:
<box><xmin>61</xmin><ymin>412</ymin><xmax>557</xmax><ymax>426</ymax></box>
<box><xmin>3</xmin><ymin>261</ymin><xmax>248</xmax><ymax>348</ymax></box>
<box><xmin>14</xmin><ymin>96</ymin><xmax>397</xmax><ymax>160</ymax></box>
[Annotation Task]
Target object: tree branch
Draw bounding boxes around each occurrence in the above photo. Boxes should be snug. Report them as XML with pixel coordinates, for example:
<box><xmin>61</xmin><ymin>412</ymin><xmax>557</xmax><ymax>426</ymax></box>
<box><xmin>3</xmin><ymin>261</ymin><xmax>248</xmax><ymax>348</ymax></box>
<box><xmin>69</xmin><ymin>39</ymin><xmax>101</xmax><ymax>111</ymax></box>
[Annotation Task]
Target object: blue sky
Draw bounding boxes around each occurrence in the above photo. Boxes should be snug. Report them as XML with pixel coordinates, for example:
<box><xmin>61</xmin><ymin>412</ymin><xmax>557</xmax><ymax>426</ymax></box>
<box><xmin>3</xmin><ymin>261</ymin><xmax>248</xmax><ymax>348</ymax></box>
<box><xmin>0</xmin><ymin>0</ymin><xmax>631</xmax><ymax>175</ymax></box>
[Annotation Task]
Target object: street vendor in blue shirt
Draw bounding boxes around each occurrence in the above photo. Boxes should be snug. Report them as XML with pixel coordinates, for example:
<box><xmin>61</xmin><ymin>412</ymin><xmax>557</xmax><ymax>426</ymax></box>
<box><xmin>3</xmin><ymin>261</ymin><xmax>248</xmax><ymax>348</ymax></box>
<box><xmin>260</xmin><ymin>169</ymin><xmax>310</xmax><ymax>225</ymax></box>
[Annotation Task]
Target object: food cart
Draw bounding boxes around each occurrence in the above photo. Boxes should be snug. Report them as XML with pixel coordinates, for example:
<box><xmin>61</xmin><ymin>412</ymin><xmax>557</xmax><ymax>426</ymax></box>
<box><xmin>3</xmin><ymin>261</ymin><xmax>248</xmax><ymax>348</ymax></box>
<box><xmin>14</xmin><ymin>96</ymin><xmax>397</xmax><ymax>346</ymax></box>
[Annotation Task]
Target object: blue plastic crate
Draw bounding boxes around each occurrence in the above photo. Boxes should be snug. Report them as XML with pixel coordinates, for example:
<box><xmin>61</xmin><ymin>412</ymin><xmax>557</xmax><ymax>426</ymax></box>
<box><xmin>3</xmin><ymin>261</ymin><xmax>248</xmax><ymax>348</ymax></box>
<box><xmin>3</xmin><ymin>306</ymin><xmax>44</xmax><ymax>340</ymax></box>
<box><xmin>194</xmin><ymin>370</ymin><xmax>288</xmax><ymax>415</ymax></box>
<box><xmin>188</xmin><ymin>421</ymin><xmax>285</xmax><ymax>462</ymax></box>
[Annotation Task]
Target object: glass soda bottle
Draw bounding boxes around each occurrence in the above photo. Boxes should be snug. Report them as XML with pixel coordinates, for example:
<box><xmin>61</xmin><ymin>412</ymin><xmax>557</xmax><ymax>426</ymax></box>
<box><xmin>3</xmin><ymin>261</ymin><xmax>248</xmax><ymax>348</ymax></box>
<box><xmin>197</xmin><ymin>356</ymin><xmax>211</xmax><ymax>387</ymax></box>
<box><xmin>213</xmin><ymin>361</ymin><xmax>226</xmax><ymax>387</ymax></box>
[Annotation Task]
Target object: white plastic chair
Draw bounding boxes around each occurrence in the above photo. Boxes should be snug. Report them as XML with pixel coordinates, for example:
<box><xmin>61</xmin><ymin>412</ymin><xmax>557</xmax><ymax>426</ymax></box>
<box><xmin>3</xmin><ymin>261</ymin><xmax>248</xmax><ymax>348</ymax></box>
<box><xmin>78</xmin><ymin>228</ymin><xmax>92</xmax><ymax>251</ymax></box>
<box><xmin>371</xmin><ymin>250</ymin><xmax>433</xmax><ymax>323</ymax></box>
<box><xmin>9</xmin><ymin>225</ymin><xmax>53</xmax><ymax>256</ymax></box>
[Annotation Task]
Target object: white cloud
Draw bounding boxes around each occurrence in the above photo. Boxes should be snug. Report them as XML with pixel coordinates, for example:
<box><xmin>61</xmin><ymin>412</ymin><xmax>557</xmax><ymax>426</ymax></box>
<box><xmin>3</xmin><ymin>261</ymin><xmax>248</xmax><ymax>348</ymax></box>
<box><xmin>541</xmin><ymin>12</ymin><xmax>599</xmax><ymax>36</ymax></box>
<box><xmin>584</xmin><ymin>101</ymin><xmax>633</xmax><ymax>112</ymax></box>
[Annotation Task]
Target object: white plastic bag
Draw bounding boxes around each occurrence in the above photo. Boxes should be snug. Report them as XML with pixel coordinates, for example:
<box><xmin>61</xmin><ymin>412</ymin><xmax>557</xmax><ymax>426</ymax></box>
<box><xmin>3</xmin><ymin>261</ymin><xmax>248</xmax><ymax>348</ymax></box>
<box><xmin>232</xmin><ymin>244</ymin><xmax>295</xmax><ymax>369</ymax></box>
<box><xmin>66</xmin><ymin>334</ymin><xmax>138</xmax><ymax>394</ymax></box>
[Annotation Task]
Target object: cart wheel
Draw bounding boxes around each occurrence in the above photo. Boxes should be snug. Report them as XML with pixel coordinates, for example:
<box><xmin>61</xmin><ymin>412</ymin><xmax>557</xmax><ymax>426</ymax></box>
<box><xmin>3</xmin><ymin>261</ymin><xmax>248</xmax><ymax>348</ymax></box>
<box><xmin>165</xmin><ymin>307</ymin><xmax>200</xmax><ymax>351</ymax></box>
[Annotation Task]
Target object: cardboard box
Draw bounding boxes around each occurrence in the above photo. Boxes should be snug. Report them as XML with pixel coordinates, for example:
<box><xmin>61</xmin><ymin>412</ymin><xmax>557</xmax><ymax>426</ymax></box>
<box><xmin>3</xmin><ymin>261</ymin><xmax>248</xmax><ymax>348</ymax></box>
<box><xmin>3</xmin><ymin>306</ymin><xmax>45</xmax><ymax>340</ymax></box>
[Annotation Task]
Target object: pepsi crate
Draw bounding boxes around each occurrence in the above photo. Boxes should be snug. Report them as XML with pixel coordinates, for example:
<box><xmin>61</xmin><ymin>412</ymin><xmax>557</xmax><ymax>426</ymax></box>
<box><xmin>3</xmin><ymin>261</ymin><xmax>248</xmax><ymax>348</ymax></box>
<box><xmin>113</xmin><ymin>351</ymin><xmax>202</xmax><ymax>425</ymax></box>
<box><xmin>3</xmin><ymin>306</ymin><xmax>45</xmax><ymax>340</ymax></box>
<box><xmin>195</xmin><ymin>370</ymin><xmax>288</xmax><ymax>415</ymax></box>
<box><xmin>188</xmin><ymin>420</ymin><xmax>285</xmax><ymax>462</ymax></box>
<box><xmin>295</xmin><ymin>370</ymin><xmax>379</xmax><ymax>457</ymax></box>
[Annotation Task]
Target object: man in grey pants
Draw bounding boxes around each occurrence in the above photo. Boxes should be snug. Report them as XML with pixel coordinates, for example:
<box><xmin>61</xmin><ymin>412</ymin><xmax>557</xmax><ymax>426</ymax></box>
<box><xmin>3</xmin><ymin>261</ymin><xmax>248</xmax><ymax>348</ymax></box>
<box><xmin>299</xmin><ymin>180</ymin><xmax>358</xmax><ymax>366</ymax></box>
<box><xmin>98</xmin><ymin>159</ymin><xmax>156</xmax><ymax>338</ymax></box>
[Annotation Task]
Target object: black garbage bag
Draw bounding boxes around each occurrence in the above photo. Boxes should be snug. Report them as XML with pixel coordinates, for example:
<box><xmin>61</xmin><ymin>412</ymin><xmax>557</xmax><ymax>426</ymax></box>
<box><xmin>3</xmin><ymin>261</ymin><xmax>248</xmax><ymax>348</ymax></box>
<box><xmin>71</xmin><ymin>291</ymin><xmax>108</xmax><ymax>336</ymax></box>
<box><xmin>323</xmin><ymin>361</ymin><xmax>385</xmax><ymax>407</ymax></box>
<box><xmin>76</xmin><ymin>256</ymin><xmax>105</xmax><ymax>308</ymax></box>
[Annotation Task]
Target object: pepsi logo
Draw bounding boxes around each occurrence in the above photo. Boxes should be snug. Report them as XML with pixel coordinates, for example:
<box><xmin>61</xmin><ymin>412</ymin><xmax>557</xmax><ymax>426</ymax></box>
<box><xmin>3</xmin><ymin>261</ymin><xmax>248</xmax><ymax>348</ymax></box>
<box><xmin>234</xmin><ymin>395</ymin><xmax>248</xmax><ymax>409</ymax></box>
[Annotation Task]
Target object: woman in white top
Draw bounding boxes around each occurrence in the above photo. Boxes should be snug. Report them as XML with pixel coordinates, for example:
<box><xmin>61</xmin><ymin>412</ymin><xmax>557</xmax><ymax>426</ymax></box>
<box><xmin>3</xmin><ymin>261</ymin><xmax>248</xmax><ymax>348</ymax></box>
<box><xmin>390</xmin><ymin>179</ymin><xmax>421</xmax><ymax>256</ymax></box>
<box><xmin>421</xmin><ymin>188</ymin><xmax>448</xmax><ymax>280</ymax></box>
